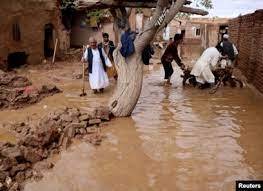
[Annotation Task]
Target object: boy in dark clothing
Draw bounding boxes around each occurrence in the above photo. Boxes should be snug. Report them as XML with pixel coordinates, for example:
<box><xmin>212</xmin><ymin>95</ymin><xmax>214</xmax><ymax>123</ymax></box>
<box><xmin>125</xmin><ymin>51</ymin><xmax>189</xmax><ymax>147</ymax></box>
<box><xmin>161</xmin><ymin>34</ymin><xmax>185</xmax><ymax>85</ymax></box>
<box><xmin>142</xmin><ymin>44</ymin><xmax>155</xmax><ymax>65</ymax></box>
<box><xmin>220</xmin><ymin>34</ymin><xmax>238</xmax><ymax>68</ymax></box>
<box><xmin>98</xmin><ymin>33</ymin><xmax>115</xmax><ymax>62</ymax></box>
<box><xmin>98</xmin><ymin>33</ymin><xmax>117</xmax><ymax>79</ymax></box>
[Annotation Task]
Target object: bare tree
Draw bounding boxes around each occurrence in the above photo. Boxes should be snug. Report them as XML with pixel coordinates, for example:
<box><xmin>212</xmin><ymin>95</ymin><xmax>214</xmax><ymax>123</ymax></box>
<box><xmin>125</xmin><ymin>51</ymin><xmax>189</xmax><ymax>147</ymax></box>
<box><xmin>76</xmin><ymin>0</ymin><xmax>209</xmax><ymax>117</ymax></box>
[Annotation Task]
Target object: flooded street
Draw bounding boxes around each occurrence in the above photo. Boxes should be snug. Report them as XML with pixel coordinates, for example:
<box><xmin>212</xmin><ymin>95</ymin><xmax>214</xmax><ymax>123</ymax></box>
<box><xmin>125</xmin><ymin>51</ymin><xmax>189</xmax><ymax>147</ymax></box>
<box><xmin>1</xmin><ymin>62</ymin><xmax>263</xmax><ymax>191</ymax></box>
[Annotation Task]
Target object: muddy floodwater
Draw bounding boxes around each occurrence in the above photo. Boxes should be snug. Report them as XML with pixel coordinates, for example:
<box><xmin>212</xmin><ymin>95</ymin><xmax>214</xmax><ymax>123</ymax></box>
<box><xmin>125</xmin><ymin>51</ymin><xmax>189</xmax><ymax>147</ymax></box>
<box><xmin>1</xmin><ymin>62</ymin><xmax>263</xmax><ymax>191</ymax></box>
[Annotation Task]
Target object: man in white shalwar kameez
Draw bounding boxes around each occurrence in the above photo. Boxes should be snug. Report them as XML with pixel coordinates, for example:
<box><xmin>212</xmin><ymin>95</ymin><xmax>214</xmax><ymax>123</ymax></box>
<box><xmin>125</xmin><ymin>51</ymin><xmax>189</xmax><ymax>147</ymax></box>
<box><xmin>190</xmin><ymin>44</ymin><xmax>224</xmax><ymax>86</ymax></box>
<box><xmin>82</xmin><ymin>37</ymin><xmax>112</xmax><ymax>93</ymax></box>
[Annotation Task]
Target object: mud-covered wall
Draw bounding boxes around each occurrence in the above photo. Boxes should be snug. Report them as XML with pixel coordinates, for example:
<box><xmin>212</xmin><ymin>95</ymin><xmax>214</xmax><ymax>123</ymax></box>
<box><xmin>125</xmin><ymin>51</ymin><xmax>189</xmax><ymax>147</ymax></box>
<box><xmin>0</xmin><ymin>0</ymin><xmax>70</xmax><ymax>66</ymax></box>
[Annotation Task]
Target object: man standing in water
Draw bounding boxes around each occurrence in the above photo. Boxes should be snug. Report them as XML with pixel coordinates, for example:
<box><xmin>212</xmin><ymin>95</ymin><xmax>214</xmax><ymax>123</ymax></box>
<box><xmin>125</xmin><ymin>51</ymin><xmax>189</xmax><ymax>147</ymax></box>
<box><xmin>82</xmin><ymin>37</ymin><xmax>112</xmax><ymax>94</ymax></box>
<box><xmin>220</xmin><ymin>34</ymin><xmax>238</xmax><ymax>68</ymax></box>
<box><xmin>161</xmin><ymin>33</ymin><xmax>185</xmax><ymax>86</ymax></box>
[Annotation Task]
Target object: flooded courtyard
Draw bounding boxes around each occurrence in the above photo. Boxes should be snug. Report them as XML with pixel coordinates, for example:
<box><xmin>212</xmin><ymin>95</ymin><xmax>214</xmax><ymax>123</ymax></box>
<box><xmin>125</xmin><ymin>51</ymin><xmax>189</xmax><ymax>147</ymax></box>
<box><xmin>1</xmin><ymin>62</ymin><xmax>263</xmax><ymax>191</ymax></box>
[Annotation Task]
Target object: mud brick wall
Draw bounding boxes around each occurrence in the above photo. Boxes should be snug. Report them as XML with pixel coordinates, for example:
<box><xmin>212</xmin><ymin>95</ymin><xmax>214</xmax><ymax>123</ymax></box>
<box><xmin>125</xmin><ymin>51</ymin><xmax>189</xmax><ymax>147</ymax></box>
<box><xmin>229</xmin><ymin>10</ymin><xmax>263</xmax><ymax>93</ymax></box>
<box><xmin>0</xmin><ymin>0</ymin><xmax>69</xmax><ymax>65</ymax></box>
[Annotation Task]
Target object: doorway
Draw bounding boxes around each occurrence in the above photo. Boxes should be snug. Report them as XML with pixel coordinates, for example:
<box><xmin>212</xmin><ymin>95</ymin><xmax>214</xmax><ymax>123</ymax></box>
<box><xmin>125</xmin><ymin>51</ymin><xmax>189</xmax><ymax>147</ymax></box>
<box><xmin>44</xmin><ymin>24</ymin><xmax>54</xmax><ymax>57</ymax></box>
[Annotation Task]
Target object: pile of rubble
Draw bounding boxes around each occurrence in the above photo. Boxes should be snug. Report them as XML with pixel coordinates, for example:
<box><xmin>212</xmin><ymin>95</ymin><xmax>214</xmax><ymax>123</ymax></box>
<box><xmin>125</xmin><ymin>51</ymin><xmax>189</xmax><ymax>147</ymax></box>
<box><xmin>0</xmin><ymin>70</ymin><xmax>61</xmax><ymax>110</ymax></box>
<box><xmin>0</xmin><ymin>106</ymin><xmax>111</xmax><ymax>191</ymax></box>
<box><xmin>63</xmin><ymin>48</ymin><xmax>83</xmax><ymax>62</ymax></box>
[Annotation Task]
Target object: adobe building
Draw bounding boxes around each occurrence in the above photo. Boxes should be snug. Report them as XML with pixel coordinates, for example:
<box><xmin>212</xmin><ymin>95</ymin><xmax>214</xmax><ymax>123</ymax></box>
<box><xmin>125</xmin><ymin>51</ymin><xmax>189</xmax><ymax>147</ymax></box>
<box><xmin>70</xmin><ymin>8</ymin><xmax>145</xmax><ymax>47</ymax></box>
<box><xmin>70</xmin><ymin>11</ymin><xmax>115</xmax><ymax>47</ymax></box>
<box><xmin>0</xmin><ymin>0</ymin><xmax>70</xmax><ymax>69</ymax></box>
<box><xmin>167</xmin><ymin>18</ymin><xmax>229</xmax><ymax>60</ymax></box>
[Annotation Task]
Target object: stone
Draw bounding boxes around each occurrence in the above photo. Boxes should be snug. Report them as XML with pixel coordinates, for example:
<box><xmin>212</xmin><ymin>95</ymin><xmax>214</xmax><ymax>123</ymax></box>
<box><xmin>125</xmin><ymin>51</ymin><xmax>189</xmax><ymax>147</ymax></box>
<box><xmin>65</xmin><ymin>125</ymin><xmax>75</xmax><ymax>138</ymax></box>
<box><xmin>10</xmin><ymin>164</ymin><xmax>27</xmax><ymax>177</ymax></box>
<box><xmin>25</xmin><ymin>169</ymin><xmax>33</xmax><ymax>179</ymax></box>
<box><xmin>49</xmin><ymin>149</ymin><xmax>59</xmax><ymax>156</ymax></box>
<box><xmin>9</xmin><ymin>182</ymin><xmax>19</xmax><ymax>191</ymax></box>
<box><xmin>47</xmin><ymin>162</ymin><xmax>54</xmax><ymax>169</ymax></box>
<box><xmin>61</xmin><ymin>106</ymin><xmax>69</xmax><ymax>112</ymax></box>
<box><xmin>18</xmin><ymin>135</ymin><xmax>41</xmax><ymax>147</ymax></box>
<box><xmin>20</xmin><ymin>123</ymin><xmax>60</xmax><ymax>147</ymax></box>
<box><xmin>54</xmin><ymin>109</ymin><xmax>66</xmax><ymax>116</ymax></box>
<box><xmin>34</xmin><ymin>161</ymin><xmax>54</xmax><ymax>171</ymax></box>
<box><xmin>20</xmin><ymin>127</ymin><xmax>30</xmax><ymax>137</ymax></box>
<box><xmin>1</xmin><ymin>146</ymin><xmax>23</xmax><ymax>162</ymax></box>
<box><xmin>95</xmin><ymin>106</ymin><xmax>110</xmax><ymax>121</ymax></box>
<box><xmin>39</xmin><ymin>85</ymin><xmax>61</xmax><ymax>94</ymax></box>
<box><xmin>71</xmin><ymin>118</ymin><xmax>80</xmax><ymax>123</ymax></box>
<box><xmin>88</xmin><ymin>112</ymin><xmax>96</xmax><ymax>119</ymax></box>
<box><xmin>86</xmin><ymin>127</ymin><xmax>96</xmax><ymax>134</ymax></box>
<box><xmin>68</xmin><ymin>108</ymin><xmax>80</xmax><ymax>117</ymax></box>
<box><xmin>15</xmin><ymin>171</ymin><xmax>25</xmax><ymax>183</ymax></box>
<box><xmin>79</xmin><ymin>114</ymin><xmax>89</xmax><ymax>121</ymax></box>
<box><xmin>0</xmin><ymin>158</ymin><xmax>18</xmax><ymax>171</ymax></box>
<box><xmin>48</xmin><ymin>112</ymin><xmax>60</xmax><ymax>121</ymax></box>
<box><xmin>88</xmin><ymin>119</ymin><xmax>101</xmax><ymax>125</ymax></box>
<box><xmin>60</xmin><ymin>114</ymin><xmax>72</xmax><ymax>123</ymax></box>
<box><xmin>42</xmin><ymin>149</ymin><xmax>49</xmax><ymax>159</ymax></box>
<box><xmin>74</xmin><ymin>134</ymin><xmax>83</xmax><ymax>139</ymax></box>
<box><xmin>0</xmin><ymin>182</ymin><xmax>7</xmax><ymax>191</ymax></box>
<box><xmin>5</xmin><ymin>176</ymin><xmax>12</xmax><ymax>187</ymax></box>
<box><xmin>79</xmin><ymin>128</ymin><xmax>87</xmax><ymax>135</ymax></box>
<box><xmin>69</xmin><ymin>122</ymin><xmax>87</xmax><ymax>129</ymax></box>
<box><xmin>0</xmin><ymin>170</ymin><xmax>8</xmax><ymax>182</ymax></box>
<box><xmin>23</xmin><ymin>148</ymin><xmax>43</xmax><ymax>163</ymax></box>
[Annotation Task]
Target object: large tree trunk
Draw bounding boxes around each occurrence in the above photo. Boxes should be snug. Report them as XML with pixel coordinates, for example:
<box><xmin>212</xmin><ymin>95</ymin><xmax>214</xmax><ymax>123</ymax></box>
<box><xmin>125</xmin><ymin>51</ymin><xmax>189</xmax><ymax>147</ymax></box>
<box><xmin>77</xmin><ymin>0</ymin><xmax>207</xmax><ymax>117</ymax></box>
<box><xmin>108</xmin><ymin>0</ymin><xmax>188</xmax><ymax>117</ymax></box>
<box><xmin>109</xmin><ymin>48</ymin><xmax>144</xmax><ymax>116</ymax></box>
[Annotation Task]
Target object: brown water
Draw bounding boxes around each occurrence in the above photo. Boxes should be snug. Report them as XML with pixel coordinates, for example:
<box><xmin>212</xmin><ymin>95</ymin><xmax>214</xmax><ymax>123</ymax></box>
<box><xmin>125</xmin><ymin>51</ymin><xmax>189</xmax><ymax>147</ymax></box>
<box><xmin>1</xmin><ymin>62</ymin><xmax>263</xmax><ymax>191</ymax></box>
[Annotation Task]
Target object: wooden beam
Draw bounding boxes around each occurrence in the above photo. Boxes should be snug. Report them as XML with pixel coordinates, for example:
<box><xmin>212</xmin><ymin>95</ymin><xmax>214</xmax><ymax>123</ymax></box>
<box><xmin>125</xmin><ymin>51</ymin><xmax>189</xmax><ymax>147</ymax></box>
<box><xmin>180</xmin><ymin>6</ymin><xmax>208</xmax><ymax>15</ymax></box>
<box><xmin>76</xmin><ymin>0</ymin><xmax>192</xmax><ymax>9</ymax></box>
<box><xmin>76</xmin><ymin>0</ymin><xmax>208</xmax><ymax>16</ymax></box>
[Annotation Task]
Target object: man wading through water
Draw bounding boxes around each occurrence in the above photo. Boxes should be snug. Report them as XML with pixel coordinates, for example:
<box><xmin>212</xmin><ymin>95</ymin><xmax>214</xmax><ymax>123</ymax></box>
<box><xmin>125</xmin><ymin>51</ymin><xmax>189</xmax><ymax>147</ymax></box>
<box><xmin>220</xmin><ymin>34</ymin><xmax>238</xmax><ymax>68</ymax></box>
<box><xmin>82</xmin><ymin>37</ymin><xmax>112</xmax><ymax>94</ymax></box>
<box><xmin>161</xmin><ymin>34</ymin><xmax>185</xmax><ymax>86</ymax></box>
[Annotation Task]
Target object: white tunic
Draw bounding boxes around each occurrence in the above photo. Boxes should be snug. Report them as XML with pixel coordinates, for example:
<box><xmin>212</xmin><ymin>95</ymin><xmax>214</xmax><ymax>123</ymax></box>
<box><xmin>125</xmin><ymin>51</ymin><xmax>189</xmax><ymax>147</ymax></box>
<box><xmin>191</xmin><ymin>47</ymin><xmax>221</xmax><ymax>84</ymax></box>
<box><xmin>84</xmin><ymin>48</ymin><xmax>112</xmax><ymax>90</ymax></box>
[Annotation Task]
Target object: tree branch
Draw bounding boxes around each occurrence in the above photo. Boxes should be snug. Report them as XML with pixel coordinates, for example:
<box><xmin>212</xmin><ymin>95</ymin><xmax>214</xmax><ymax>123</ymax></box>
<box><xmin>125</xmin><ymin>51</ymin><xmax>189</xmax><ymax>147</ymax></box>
<box><xmin>157</xmin><ymin>0</ymin><xmax>186</xmax><ymax>32</ymax></box>
<box><xmin>76</xmin><ymin>0</ymin><xmax>191</xmax><ymax>9</ymax></box>
<box><xmin>76</xmin><ymin>1</ymin><xmax>207</xmax><ymax>16</ymax></box>
<box><xmin>134</xmin><ymin>0</ymin><xmax>170</xmax><ymax>52</ymax></box>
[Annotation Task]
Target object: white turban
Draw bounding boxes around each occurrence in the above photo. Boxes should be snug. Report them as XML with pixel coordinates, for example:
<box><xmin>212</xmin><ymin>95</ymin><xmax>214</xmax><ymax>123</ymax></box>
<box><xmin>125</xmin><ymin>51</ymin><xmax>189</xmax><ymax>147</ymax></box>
<box><xmin>223</xmin><ymin>34</ymin><xmax>229</xmax><ymax>39</ymax></box>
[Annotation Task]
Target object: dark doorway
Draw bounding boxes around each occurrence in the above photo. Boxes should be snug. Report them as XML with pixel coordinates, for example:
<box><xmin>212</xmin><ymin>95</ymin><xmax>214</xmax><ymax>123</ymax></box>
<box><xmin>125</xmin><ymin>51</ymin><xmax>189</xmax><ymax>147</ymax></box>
<box><xmin>44</xmin><ymin>24</ymin><xmax>54</xmax><ymax>57</ymax></box>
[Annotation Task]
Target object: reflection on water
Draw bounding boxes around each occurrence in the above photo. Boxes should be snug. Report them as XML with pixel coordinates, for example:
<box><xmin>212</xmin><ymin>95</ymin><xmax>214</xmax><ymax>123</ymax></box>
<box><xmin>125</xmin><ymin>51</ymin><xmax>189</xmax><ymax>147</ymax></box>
<box><xmin>1</xmin><ymin>63</ymin><xmax>263</xmax><ymax>191</ymax></box>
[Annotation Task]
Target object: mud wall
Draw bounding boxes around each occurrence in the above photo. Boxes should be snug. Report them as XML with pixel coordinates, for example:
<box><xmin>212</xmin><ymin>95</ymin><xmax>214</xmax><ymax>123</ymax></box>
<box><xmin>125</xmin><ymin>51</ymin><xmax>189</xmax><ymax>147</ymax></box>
<box><xmin>0</xmin><ymin>0</ymin><xmax>69</xmax><ymax>65</ymax></box>
<box><xmin>70</xmin><ymin>13</ymin><xmax>115</xmax><ymax>47</ymax></box>
<box><xmin>229</xmin><ymin>10</ymin><xmax>263</xmax><ymax>93</ymax></box>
